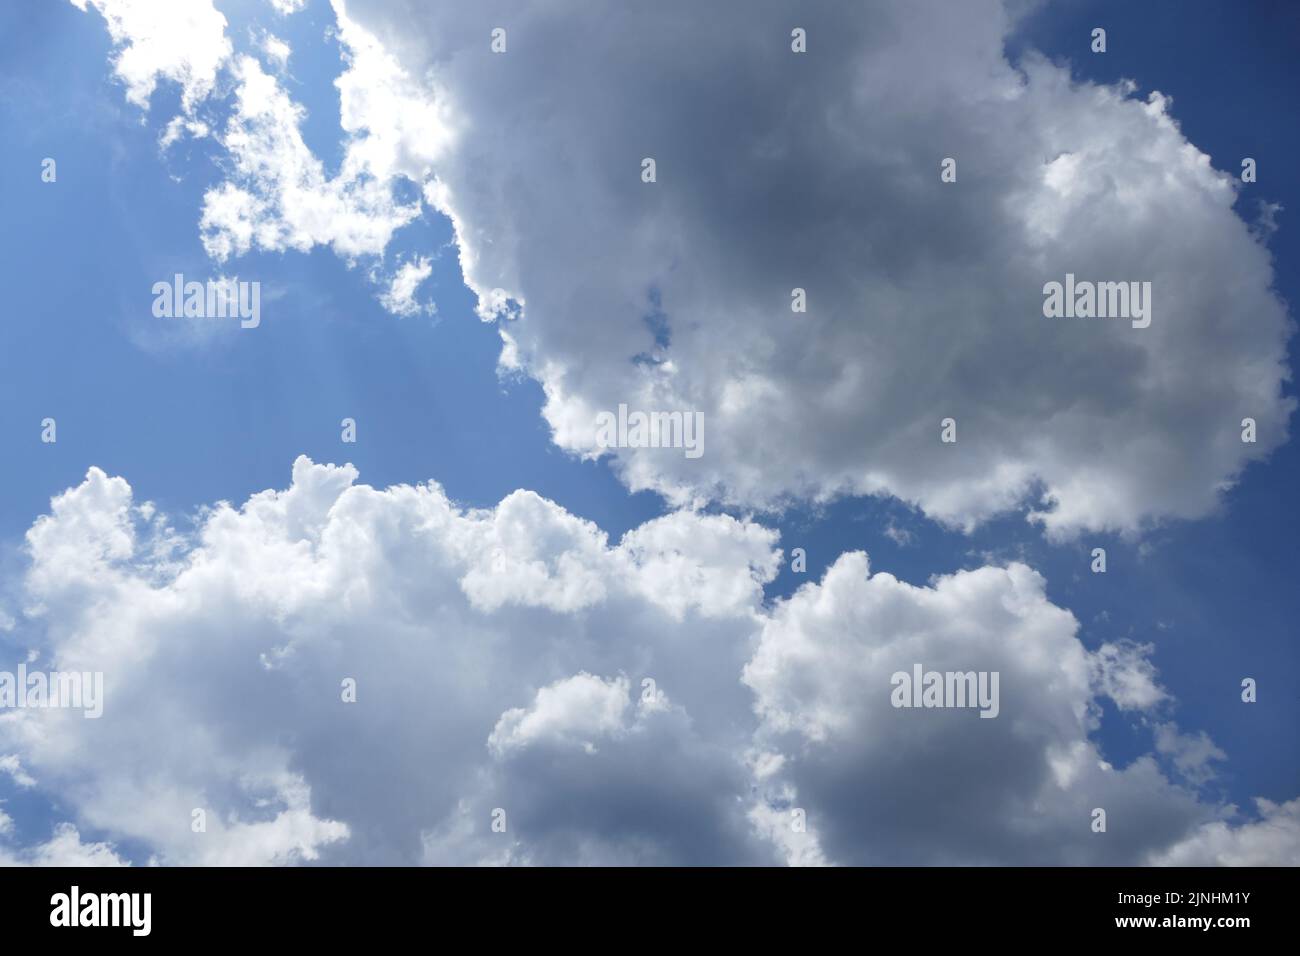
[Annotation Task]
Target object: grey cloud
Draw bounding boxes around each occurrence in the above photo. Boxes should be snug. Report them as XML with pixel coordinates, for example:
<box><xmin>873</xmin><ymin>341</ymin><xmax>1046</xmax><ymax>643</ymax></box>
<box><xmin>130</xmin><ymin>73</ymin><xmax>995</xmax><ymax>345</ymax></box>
<box><xmin>337</xmin><ymin>0</ymin><xmax>1294</xmax><ymax>537</ymax></box>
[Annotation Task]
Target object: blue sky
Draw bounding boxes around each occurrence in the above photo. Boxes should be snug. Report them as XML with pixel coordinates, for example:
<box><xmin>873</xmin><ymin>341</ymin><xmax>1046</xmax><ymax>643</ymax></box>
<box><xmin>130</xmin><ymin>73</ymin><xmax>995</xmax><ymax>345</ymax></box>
<box><xmin>0</xmin><ymin>0</ymin><xmax>1295</xmax><ymax>866</ymax></box>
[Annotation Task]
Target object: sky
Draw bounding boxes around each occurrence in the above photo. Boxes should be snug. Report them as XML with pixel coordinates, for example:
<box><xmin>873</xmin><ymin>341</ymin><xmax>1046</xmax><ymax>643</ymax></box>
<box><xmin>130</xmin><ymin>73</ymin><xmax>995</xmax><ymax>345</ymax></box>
<box><xmin>0</xmin><ymin>0</ymin><xmax>1295</xmax><ymax>866</ymax></box>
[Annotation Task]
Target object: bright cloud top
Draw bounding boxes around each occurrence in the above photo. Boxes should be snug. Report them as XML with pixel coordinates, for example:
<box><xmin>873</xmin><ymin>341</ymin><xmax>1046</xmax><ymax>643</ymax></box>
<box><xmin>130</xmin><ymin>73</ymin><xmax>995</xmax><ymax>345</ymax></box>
<box><xmin>0</xmin><ymin>459</ymin><xmax>1294</xmax><ymax>865</ymax></box>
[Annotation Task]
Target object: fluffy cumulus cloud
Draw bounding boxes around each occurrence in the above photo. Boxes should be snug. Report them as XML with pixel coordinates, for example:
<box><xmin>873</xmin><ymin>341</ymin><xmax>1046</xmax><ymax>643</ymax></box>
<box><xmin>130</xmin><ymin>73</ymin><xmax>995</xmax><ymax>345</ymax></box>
<box><xmin>745</xmin><ymin>554</ymin><xmax>1209</xmax><ymax>864</ymax></box>
<box><xmin>69</xmin><ymin>0</ymin><xmax>1297</xmax><ymax>536</ymax></box>
<box><xmin>53</xmin><ymin>0</ymin><xmax>1299</xmax><ymax>867</ymax></box>
<box><xmin>327</xmin><ymin>0</ymin><xmax>1291</xmax><ymax>538</ymax></box>
<box><xmin>1</xmin><ymin>459</ymin><xmax>782</xmax><ymax>865</ymax></box>
<box><xmin>1</xmin><ymin>460</ymin><xmax>1295</xmax><ymax>866</ymax></box>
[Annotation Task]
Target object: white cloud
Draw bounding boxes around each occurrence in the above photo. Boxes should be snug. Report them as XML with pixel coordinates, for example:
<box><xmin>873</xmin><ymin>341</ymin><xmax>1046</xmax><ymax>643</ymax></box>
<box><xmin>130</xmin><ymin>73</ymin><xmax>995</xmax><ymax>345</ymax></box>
<box><xmin>470</xmin><ymin>673</ymin><xmax>765</xmax><ymax>865</ymax></box>
<box><xmin>1</xmin><ymin>458</ymin><xmax>781</xmax><ymax>864</ymax></box>
<box><xmin>1154</xmin><ymin>722</ymin><xmax>1227</xmax><ymax>786</ymax></box>
<box><xmin>261</xmin><ymin>33</ymin><xmax>291</xmax><ymax>72</ymax></box>
<box><xmin>884</xmin><ymin>521</ymin><xmax>915</xmax><ymax>547</ymax></box>
<box><xmin>71</xmin><ymin>0</ymin><xmax>1297</xmax><ymax>533</ymax></box>
<box><xmin>0</xmin><ymin>824</ymin><xmax>129</xmax><ymax>867</ymax></box>
<box><xmin>378</xmin><ymin>256</ymin><xmax>434</xmax><ymax>316</ymax></box>
<box><xmin>1149</xmin><ymin>798</ymin><xmax>1300</xmax><ymax>866</ymax></box>
<box><xmin>0</xmin><ymin>459</ymin><xmax>1292</xmax><ymax>865</ymax></box>
<box><xmin>743</xmin><ymin>552</ymin><xmax>1219</xmax><ymax>864</ymax></box>
<box><xmin>70</xmin><ymin>0</ymin><xmax>232</xmax><ymax>112</ymax></box>
<box><xmin>1089</xmin><ymin>640</ymin><xmax>1168</xmax><ymax>712</ymax></box>
<box><xmin>198</xmin><ymin>54</ymin><xmax>426</xmax><ymax>262</ymax></box>
<box><xmin>488</xmin><ymin>673</ymin><xmax>632</xmax><ymax>756</ymax></box>
<box><xmin>328</xmin><ymin>0</ymin><xmax>1294</xmax><ymax>537</ymax></box>
<box><xmin>159</xmin><ymin>116</ymin><xmax>210</xmax><ymax>149</ymax></box>
<box><xmin>194</xmin><ymin>3</ymin><xmax>457</xmax><ymax>270</ymax></box>
<box><xmin>57</xmin><ymin>0</ymin><xmax>1300</xmax><ymax>866</ymax></box>
<box><xmin>0</xmin><ymin>755</ymin><xmax>36</xmax><ymax>788</ymax></box>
